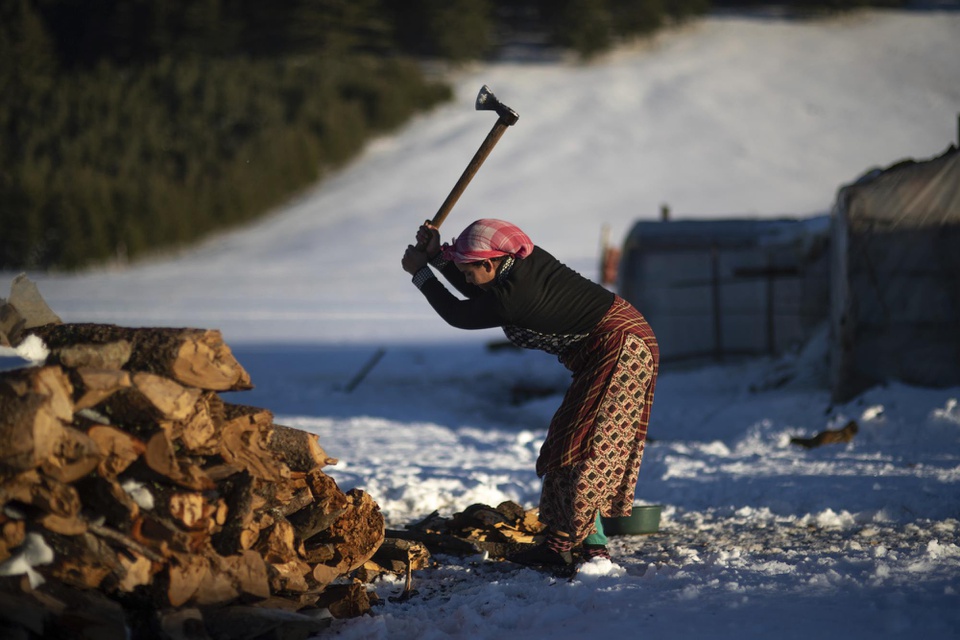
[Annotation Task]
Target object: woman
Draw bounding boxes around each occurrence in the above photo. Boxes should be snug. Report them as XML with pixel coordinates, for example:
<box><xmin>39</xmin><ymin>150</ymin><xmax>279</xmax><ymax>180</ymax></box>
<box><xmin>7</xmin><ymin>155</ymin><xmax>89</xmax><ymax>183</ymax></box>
<box><xmin>401</xmin><ymin>219</ymin><xmax>658</xmax><ymax>568</ymax></box>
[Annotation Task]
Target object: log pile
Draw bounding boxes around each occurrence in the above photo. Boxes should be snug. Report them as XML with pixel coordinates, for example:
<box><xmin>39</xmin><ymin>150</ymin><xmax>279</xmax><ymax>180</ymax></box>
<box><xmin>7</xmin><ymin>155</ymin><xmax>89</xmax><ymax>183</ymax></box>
<box><xmin>0</xmin><ymin>278</ymin><xmax>385</xmax><ymax>639</ymax></box>
<box><xmin>387</xmin><ymin>501</ymin><xmax>545</xmax><ymax>559</ymax></box>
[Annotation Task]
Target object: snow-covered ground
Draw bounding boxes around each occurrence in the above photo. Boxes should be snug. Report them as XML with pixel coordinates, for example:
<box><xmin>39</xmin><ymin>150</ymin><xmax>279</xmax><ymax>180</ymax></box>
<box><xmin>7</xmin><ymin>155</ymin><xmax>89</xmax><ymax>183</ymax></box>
<box><xmin>3</xmin><ymin>8</ymin><xmax>959</xmax><ymax>639</ymax></box>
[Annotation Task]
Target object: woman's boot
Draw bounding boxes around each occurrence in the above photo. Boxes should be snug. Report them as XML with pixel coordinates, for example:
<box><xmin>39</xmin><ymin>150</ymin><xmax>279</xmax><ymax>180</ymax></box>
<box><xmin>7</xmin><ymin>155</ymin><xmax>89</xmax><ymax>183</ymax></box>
<box><xmin>506</xmin><ymin>530</ymin><xmax>574</xmax><ymax>567</ymax></box>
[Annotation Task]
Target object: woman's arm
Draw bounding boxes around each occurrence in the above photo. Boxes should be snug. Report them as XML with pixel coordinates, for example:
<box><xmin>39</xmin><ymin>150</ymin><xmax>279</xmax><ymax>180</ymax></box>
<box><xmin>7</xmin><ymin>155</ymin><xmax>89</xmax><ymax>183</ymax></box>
<box><xmin>403</xmin><ymin>222</ymin><xmax>501</xmax><ymax>328</ymax></box>
<box><xmin>433</xmin><ymin>256</ymin><xmax>484</xmax><ymax>299</ymax></box>
<box><xmin>418</xmin><ymin>278</ymin><xmax>503</xmax><ymax>330</ymax></box>
<box><xmin>405</xmin><ymin>222</ymin><xmax>484</xmax><ymax>298</ymax></box>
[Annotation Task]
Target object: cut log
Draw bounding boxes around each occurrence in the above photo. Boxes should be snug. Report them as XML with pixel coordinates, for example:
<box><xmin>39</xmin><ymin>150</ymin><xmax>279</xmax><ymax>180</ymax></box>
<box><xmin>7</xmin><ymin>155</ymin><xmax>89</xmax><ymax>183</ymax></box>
<box><xmin>261</xmin><ymin>477</ymin><xmax>313</xmax><ymax>519</ymax></box>
<box><xmin>227</xmin><ymin>550</ymin><xmax>271</xmax><ymax>601</ymax></box>
<box><xmin>249</xmin><ymin>594</ymin><xmax>322</xmax><ymax>612</ymax></box>
<box><xmin>88</xmin><ymin>521</ymin><xmax>164</xmax><ymax>564</ymax></box>
<box><xmin>72</xmin><ymin>368</ymin><xmax>132</xmax><ymax>411</ymax></box>
<box><xmin>27</xmin><ymin>324</ymin><xmax>253</xmax><ymax>392</ymax></box>
<box><xmin>167</xmin><ymin>553</ymin><xmax>209</xmax><ymax>607</ymax></box>
<box><xmin>384</xmin><ymin>528</ymin><xmax>486</xmax><ymax>557</ymax></box>
<box><xmin>222</xmin><ymin>403</ymin><xmax>273</xmax><ymax>430</ymax></box>
<box><xmin>176</xmin><ymin>392</ymin><xmax>224</xmax><ymax>455</ymax></box>
<box><xmin>144</xmin><ymin>430</ymin><xmax>214</xmax><ymax>491</ymax></box>
<box><xmin>194</xmin><ymin>553</ymin><xmax>243</xmax><ymax>606</ymax></box>
<box><xmin>215</xmin><ymin>408</ymin><xmax>338</xmax><ymax>484</ymax></box>
<box><xmin>103</xmin><ymin>372</ymin><xmax>203</xmax><ymax>425</ymax></box>
<box><xmin>133</xmin><ymin>514</ymin><xmax>208</xmax><ymax>557</ymax></box>
<box><xmin>73</xmin><ymin>475</ymin><xmax>140</xmax><ymax>531</ymax></box>
<box><xmin>314</xmin><ymin>583</ymin><xmax>374</xmax><ymax>620</ymax></box>
<box><xmin>357</xmin><ymin>537</ymin><xmax>433</xmax><ymax>584</ymax></box>
<box><xmin>0</xmin><ymin>470</ymin><xmax>81</xmax><ymax>519</ymax></box>
<box><xmin>791</xmin><ymin>420</ymin><xmax>859</xmax><ymax>449</ymax></box>
<box><xmin>288</xmin><ymin>470</ymin><xmax>349</xmax><ymax>543</ymax></box>
<box><xmin>266</xmin><ymin>558</ymin><xmax>312</xmax><ymax>594</ymax></box>
<box><xmin>267</xmin><ymin>424</ymin><xmax>338</xmax><ymax>472</ymax></box>
<box><xmin>166</xmin><ymin>550</ymin><xmax>271</xmax><ymax>608</ymax></box>
<box><xmin>240</xmin><ymin>512</ymin><xmax>274</xmax><ymax>554</ymax></box>
<box><xmin>0</xmin><ymin>367</ymin><xmax>72</xmax><ymax>472</ymax></box>
<box><xmin>312</xmin><ymin>489</ymin><xmax>384</xmax><ymax>575</ymax></box>
<box><xmin>372</xmin><ymin>538</ymin><xmax>432</xmax><ymax>573</ymax></box>
<box><xmin>40</xmin><ymin>426</ymin><xmax>101</xmax><ymax>484</ymax></box>
<box><xmin>212</xmin><ymin>472</ymin><xmax>255</xmax><ymax>556</ymax></box>
<box><xmin>521</xmin><ymin>506</ymin><xmax>544</xmax><ymax>534</ymax></box>
<box><xmin>86</xmin><ymin>425</ymin><xmax>145</xmax><ymax>479</ymax></box>
<box><xmin>211</xmin><ymin>474</ymin><xmax>304</xmax><ymax>555</ymax></box>
<box><xmin>43</xmin><ymin>531</ymin><xmax>122</xmax><ymax>591</ymax></box>
<box><xmin>451</xmin><ymin>503</ymin><xmax>512</xmax><ymax>529</ymax></box>
<box><xmin>54</xmin><ymin>340</ymin><xmax>132</xmax><ymax>371</ymax></box>
<box><xmin>310</xmin><ymin>561</ymin><xmax>341</xmax><ymax>590</ymax></box>
<box><xmin>0</xmin><ymin>516</ymin><xmax>26</xmax><ymax>563</ymax></box>
<box><xmin>151</xmin><ymin>485</ymin><xmax>214</xmax><ymax>532</ymax></box>
<box><xmin>218</xmin><ymin>421</ymin><xmax>290</xmax><ymax>484</ymax></box>
<box><xmin>300</xmin><ymin>542</ymin><xmax>335</xmax><ymax>566</ymax></box>
<box><xmin>253</xmin><ymin>519</ymin><xmax>300</xmax><ymax>565</ymax></box>
<box><xmin>39</xmin><ymin>512</ymin><xmax>88</xmax><ymax>536</ymax></box>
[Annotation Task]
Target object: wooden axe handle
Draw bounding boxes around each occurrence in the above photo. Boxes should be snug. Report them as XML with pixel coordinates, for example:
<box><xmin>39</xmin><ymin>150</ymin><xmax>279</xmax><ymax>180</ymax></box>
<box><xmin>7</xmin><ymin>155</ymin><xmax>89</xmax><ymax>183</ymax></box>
<box><xmin>416</xmin><ymin>117</ymin><xmax>512</xmax><ymax>250</ymax></box>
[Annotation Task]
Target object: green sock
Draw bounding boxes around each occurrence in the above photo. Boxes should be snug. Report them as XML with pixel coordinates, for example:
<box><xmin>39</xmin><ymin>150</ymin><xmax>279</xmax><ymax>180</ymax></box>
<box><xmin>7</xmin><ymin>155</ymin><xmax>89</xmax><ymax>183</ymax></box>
<box><xmin>583</xmin><ymin>513</ymin><xmax>608</xmax><ymax>546</ymax></box>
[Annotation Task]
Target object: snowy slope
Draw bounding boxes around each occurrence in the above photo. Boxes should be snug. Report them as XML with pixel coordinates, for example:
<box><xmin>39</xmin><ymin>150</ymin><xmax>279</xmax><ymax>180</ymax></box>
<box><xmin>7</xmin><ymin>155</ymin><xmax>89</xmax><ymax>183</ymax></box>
<box><xmin>6</xmin><ymin>9</ymin><xmax>960</xmax><ymax>346</ymax></box>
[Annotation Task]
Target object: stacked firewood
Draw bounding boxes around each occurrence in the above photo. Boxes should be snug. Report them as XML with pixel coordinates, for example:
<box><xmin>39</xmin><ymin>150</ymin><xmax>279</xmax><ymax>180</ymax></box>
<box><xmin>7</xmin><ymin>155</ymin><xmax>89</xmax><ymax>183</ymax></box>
<box><xmin>387</xmin><ymin>501</ymin><xmax>545</xmax><ymax>559</ymax></box>
<box><xmin>0</xmin><ymin>277</ymin><xmax>385</xmax><ymax>639</ymax></box>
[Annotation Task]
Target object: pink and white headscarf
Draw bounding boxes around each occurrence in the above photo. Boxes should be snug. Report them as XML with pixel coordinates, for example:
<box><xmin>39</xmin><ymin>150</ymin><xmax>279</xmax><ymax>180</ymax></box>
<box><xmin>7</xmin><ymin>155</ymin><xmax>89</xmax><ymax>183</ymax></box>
<box><xmin>442</xmin><ymin>219</ymin><xmax>534</xmax><ymax>263</ymax></box>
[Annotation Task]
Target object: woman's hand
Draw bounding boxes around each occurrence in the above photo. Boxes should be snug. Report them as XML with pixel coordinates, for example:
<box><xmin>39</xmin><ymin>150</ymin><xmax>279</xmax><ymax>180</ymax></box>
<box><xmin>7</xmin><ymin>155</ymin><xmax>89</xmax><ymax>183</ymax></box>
<box><xmin>416</xmin><ymin>222</ymin><xmax>441</xmax><ymax>260</ymax></box>
<box><xmin>402</xmin><ymin>244</ymin><xmax>429</xmax><ymax>275</ymax></box>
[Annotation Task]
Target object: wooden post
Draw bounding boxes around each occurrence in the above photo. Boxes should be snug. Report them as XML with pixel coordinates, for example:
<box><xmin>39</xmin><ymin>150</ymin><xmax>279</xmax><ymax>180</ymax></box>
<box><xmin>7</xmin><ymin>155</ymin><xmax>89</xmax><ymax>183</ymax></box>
<box><xmin>711</xmin><ymin>244</ymin><xmax>723</xmax><ymax>362</ymax></box>
<box><xmin>343</xmin><ymin>348</ymin><xmax>385</xmax><ymax>393</ymax></box>
<box><xmin>766</xmin><ymin>251</ymin><xmax>776</xmax><ymax>355</ymax></box>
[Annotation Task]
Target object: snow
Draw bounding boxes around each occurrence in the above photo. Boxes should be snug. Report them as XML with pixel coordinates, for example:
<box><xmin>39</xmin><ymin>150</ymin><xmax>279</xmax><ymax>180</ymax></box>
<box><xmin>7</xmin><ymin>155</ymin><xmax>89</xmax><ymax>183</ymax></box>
<box><xmin>0</xmin><ymin>533</ymin><xmax>54</xmax><ymax>589</ymax></box>
<box><xmin>3</xmin><ymin>8</ymin><xmax>960</xmax><ymax>639</ymax></box>
<box><xmin>0</xmin><ymin>335</ymin><xmax>49</xmax><ymax>370</ymax></box>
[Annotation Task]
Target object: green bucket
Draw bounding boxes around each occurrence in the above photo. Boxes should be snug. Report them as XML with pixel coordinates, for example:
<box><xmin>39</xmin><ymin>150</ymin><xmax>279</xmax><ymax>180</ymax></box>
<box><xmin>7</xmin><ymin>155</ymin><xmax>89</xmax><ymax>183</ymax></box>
<box><xmin>600</xmin><ymin>504</ymin><xmax>663</xmax><ymax>535</ymax></box>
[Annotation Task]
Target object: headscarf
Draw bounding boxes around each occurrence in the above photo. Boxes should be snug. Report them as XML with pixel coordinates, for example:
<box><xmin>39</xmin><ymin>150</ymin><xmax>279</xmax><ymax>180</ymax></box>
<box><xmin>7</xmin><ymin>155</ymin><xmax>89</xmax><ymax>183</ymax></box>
<box><xmin>441</xmin><ymin>219</ymin><xmax>534</xmax><ymax>264</ymax></box>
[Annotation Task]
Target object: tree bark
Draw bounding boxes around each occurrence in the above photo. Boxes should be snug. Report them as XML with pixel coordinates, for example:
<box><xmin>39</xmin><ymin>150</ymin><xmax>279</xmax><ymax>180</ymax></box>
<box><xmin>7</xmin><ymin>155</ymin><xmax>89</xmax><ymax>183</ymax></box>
<box><xmin>268</xmin><ymin>423</ymin><xmax>338</xmax><ymax>472</ymax></box>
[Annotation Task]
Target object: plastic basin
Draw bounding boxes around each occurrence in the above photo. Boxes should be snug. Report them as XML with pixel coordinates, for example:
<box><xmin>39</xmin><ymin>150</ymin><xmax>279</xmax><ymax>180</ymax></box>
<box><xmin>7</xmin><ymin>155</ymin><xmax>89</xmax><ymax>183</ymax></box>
<box><xmin>600</xmin><ymin>504</ymin><xmax>663</xmax><ymax>535</ymax></box>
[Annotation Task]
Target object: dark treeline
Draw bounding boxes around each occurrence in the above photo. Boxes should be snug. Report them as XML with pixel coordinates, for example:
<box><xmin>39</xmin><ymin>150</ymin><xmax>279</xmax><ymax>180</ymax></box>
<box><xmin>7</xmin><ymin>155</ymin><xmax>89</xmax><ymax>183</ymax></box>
<box><xmin>1</xmin><ymin>0</ymin><xmax>906</xmax><ymax>270</ymax></box>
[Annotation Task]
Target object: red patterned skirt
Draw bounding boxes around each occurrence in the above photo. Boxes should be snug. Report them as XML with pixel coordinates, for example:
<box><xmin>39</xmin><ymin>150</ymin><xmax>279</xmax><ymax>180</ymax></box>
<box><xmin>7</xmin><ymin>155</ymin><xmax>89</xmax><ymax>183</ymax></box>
<box><xmin>537</xmin><ymin>296</ymin><xmax>658</xmax><ymax>541</ymax></box>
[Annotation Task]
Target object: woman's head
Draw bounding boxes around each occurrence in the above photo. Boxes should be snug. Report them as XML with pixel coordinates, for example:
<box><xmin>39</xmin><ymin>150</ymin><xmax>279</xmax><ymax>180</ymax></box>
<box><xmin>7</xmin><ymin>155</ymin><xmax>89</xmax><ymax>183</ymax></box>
<box><xmin>454</xmin><ymin>255</ymin><xmax>505</xmax><ymax>289</ymax></box>
<box><xmin>442</xmin><ymin>219</ymin><xmax>533</xmax><ymax>264</ymax></box>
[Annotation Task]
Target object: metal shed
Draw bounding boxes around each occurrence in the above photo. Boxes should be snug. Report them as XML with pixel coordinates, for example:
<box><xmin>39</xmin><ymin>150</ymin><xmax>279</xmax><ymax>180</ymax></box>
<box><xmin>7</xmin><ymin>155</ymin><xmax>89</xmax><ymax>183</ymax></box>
<box><xmin>618</xmin><ymin>216</ymin><xmax>831</xmax><ymax>363</ymax></box>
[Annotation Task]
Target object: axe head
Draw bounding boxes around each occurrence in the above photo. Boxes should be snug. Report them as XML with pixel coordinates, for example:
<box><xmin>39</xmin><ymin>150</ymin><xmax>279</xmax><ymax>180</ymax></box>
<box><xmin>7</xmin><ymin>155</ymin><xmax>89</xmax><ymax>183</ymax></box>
<box><xmin>476</xmin><ymin>85</ymin><xmax>519</xmax><ymax>126</ymax></box>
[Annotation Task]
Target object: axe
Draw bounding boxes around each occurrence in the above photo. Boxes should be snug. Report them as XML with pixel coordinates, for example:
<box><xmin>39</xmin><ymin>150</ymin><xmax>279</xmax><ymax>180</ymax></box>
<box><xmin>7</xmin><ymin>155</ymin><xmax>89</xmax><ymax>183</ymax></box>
<box><xmin>416</xmin><ymin>85</ymin><xmax>519</xmax><ymax>249</ymax></box>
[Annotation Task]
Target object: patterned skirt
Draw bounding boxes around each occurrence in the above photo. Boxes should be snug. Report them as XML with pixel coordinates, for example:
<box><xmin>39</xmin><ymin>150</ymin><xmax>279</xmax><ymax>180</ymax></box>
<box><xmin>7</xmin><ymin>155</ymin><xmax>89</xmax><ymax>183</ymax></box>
<box><xmin>537</xmin><ymin>297</ymin><xmax>658</xmax><ymax>541</ymax></box>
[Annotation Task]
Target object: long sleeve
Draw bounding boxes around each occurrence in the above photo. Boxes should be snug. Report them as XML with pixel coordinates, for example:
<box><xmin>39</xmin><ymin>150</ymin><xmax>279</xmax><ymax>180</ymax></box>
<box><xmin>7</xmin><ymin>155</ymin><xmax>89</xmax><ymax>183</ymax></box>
<box><xmin>410</xmin><ymin>246</ymin><xmax>615</xmax><ymax>335</ymax></box>
<box><xmin>430</xmin><ymin>254</ymin><xmax>484</xmax><ymax>299</ymax></box>
<box><xmin>416</xmin><ymin>275</ymin><xmax>504</xmax><ymax>329</ymax></box>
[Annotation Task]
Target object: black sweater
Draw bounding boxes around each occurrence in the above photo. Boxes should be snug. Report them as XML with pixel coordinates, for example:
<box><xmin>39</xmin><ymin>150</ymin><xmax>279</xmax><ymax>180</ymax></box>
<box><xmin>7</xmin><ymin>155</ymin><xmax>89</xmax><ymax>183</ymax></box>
<box><xmin>418</xmin><ymin>246</ymin><xmax>615</xmax><ymax>335</ymax></box>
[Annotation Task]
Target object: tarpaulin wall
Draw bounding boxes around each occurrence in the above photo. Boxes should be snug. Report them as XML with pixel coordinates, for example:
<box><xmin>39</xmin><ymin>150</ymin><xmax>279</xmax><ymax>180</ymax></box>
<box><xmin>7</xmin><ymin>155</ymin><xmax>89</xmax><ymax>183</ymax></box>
<box><xmin>830</xmin><ymin>146</ymin><xmax>960</xmax><ymax>401</ymax></box>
